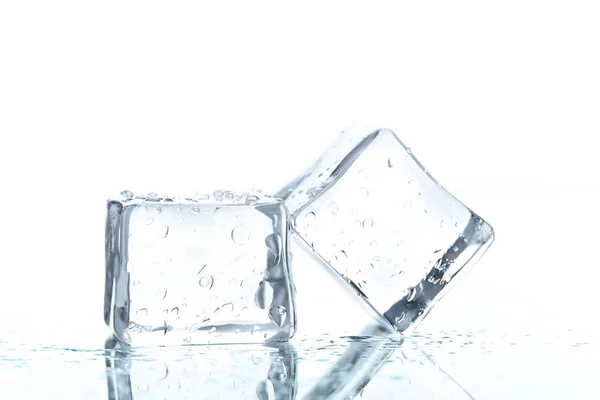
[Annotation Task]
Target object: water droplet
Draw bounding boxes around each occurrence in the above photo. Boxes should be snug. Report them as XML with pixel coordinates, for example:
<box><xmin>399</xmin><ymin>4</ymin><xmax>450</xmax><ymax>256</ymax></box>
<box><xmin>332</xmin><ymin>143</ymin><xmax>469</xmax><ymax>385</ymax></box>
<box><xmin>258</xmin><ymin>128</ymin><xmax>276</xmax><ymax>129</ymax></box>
<box><xmin>265</xmin><ymin>233</ymin><xmax>282</xmax><ymax>266</ymax></box>
<box><xmin>358</xmin><ymin>168</ymin><xmax>369</xmax><ymax>179</ymax></box>
<box><xmin>463</xmin><ymin>237</ymin><xmax>468</xmax><ymax>243</ymax></box>
<box><xmin>120</xmin><ymin>190</ymin><xmax>134</xmax><ymax>201</ymax></box>
<box><xmin>154</xmin><ymin>206</ymin><xmax>162</xmax><ymax>214</ymax></box>
<box><xmin>232</xmin><ymin>224</ymin><xmax>251</xmax><ymax>245</ymax></box>
<box><xmin>307</xmin><ymin>187</ymin><xmax>321</xmax><ymax>198</ymax></box>
<box><xmin>145</xmin><ymin>217</ymin><xmax>154</xmax><ymax>225</ymax></box>
<box><xmin>269</xmin><ymin>305</ymin><xmax>287</xmax><ymax>327</ymax></box>
<box><xmin>198</xmin><ymin>270</ymin><xmax>214</xmax><ymax>289</ymax></box>
<box><xmin>221</xmin><ymin>302</ymin><xmax>234</xmax><ymax>313</ymax></box>
<box><xmin>362</xmin><ymin>217</ymin><xmax>374</xmax><ymax>229</ymax></box>
<box><xmin>304</xmin><ymin>211</ymin><xmax>316</xmax><ymax>223</ymax></box>
<box><xmin>335</xmin><ymin>250</ymin><xmax>348</xmax><ymax>261</ymax></box>
<box><xmin>160</xmin><ymin>225</ymin><xmax>169</xmax><ymax>239</ymax></box>
<box><xmin>370</xmin><ymin>240</ymin><xmax>378</xmax><ymax>249</ymax></box>
<box><xmin>440</xmin><ymin>220</ymin><xmax>444</xmax><ymax>228</ymax></box>
<box><xmin>191</xmin><ymin>206</ymin><xmax>201</xmax><ymax>214</ymax></box>
<box><xmin>453</xmin><ymin>245</ymin><xmax>459</xmax><ymax>252</ymax></box>
<box><xmin>407</xmin><ymin>287</ymin><xmax>417</xmax><ymax>302</ymax></box>
<box><xmin>208</xmin><ymin>327</ymin><xmax>217</xmax><ymax>334</ymax></box>
<box><xmin>357</xmin><ymin>187</ymin><xmax>369</xmax><ymax>198</ymax></box>
<box><xmin>171</xmin><ymin>307</ymin><xmax>180</xmax><ymax>315</ymax></box>
<box><xmin>387</xmin><ymin>156</ymin><xmax>399</xmax><ymax>168</ymax></box>
<box><xmin>255</xmin><ymin>281</ymin><xmax>274</xmax><ymax>310</ymax></box>
<box><xmin>246</xmin><ymin>195</ymin><xmax>260</xmax><ymax>205</ymax></box>
<box><xmin>156</xmin><ymin>289</ymin><xmax>167</xmax><ymax>300</ymax></box>
<box><xmin>213</xmin><ymin>190</ymin><xmax>224</xmax><ymax>199</ymax></box>
<box><xmin>224</xmin><ymin>191</ymin><xmax>234</xmax><ymax>200</ymax></box>
<box><xmin>136</xmin><ymin>308</ymin><xmax>148</xmax><ymax>317</ymax></box>
<box><xmin>132</xmin><ymin>279</ymin><xmax>141</xmax><ymax>286</ymax></box>
<box><xmin>256</xmin><ymin>379</ymin><xmax>275</xmax><ymax>400</ymax></box>
<box><xmin>406</xmin><ymin>147</ymin><xmax>412</xmax><ymax>154</ymax></box>
<box><xmin>147</xmin><ymin>192</ymin><xmax>159</xmax><ymax>201</ymax></box>
<box><xmin>395</xmin><ymin>312</ymin><xmax>406</xmax><ymax>324</ymax></box>
<box><xmin>327</xmin><ymin>202</ymin><xmax>338</xmax><ymax>215</ymax></box>
<box><xmin>251</xmin><ymin>325</ymin><xmax>261</xmax><ymax>334</ymax></box>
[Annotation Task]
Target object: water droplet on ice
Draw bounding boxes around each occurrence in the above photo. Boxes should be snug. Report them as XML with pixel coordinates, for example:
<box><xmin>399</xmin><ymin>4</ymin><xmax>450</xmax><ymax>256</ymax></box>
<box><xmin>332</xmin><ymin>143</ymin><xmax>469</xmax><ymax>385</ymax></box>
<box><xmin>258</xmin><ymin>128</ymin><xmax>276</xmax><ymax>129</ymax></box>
<box><xmin>232</xmin><ymin>224</ymin><xmax>251</xmax><ymax>245</ymax></box>
<box><xmin>246</xmin><ymin>195</ymin><xmax>260</xmax><ymax>205</ymax></box>
<box><xmin>362</xmin><ymin>217</ymin><xmax>373</xmax><ymax>229</ymax></box>
<box><xmin>120</xmin><ymin>190</ymin><xmax>134</xmax><ymax>201</ymax></box>
<box><xmin>254</xmin><ymin>281</ymin><xmax>274</xmax><ymax>310</ymax></box>
<box><xmin>453</xmin><ymin>245</ymin><xmax>459</xmax><ymax>252</ymax></box>
<box><xmin>269</xmin><ymin>305</ymin><xmax>287</xmax><ymax>327</ymax></box>
<box><xmin>145</xmin><ymin>217</ymin><xmax>154</xmax><ymax>225</ymax></box>
<box><xmin>395</xmin><ymin>312</ymin><xmax>406</xmax><ymax>324</ymax></box>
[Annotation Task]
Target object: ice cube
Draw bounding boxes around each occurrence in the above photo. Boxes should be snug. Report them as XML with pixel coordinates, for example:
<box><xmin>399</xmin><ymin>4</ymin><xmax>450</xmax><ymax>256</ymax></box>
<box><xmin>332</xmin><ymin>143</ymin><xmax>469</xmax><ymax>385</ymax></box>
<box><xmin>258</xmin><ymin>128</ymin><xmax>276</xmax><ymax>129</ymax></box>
<box><xmin>105</xmin><ymin>190</ymin><xmax>296</xmax><ymax>347</ymax></box>
<box><xmin>277</xmin><ymin>128</ymin><xmax>494</xmax><ymax>333</ymax></box>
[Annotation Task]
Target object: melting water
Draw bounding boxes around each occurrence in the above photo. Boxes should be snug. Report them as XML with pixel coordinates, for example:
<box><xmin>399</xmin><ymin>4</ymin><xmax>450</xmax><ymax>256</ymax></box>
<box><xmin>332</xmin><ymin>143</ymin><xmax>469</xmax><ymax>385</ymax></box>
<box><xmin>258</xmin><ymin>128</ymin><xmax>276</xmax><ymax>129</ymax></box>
<box><xmin>0</xmin><ymin>328</ymin><xmax>598</xmax><ymax>399</ymax></box>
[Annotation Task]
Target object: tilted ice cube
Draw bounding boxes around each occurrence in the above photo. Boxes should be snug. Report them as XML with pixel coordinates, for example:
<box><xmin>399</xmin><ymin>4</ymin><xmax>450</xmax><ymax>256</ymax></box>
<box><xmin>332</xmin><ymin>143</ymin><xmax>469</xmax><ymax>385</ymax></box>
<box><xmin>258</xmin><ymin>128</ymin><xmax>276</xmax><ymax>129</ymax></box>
<box><xmin>105</xmin><ymin>190</ymin><xmax>296</xmax><ymax>347</ymax></box>
<box><xmin>277</xmin><ymin>128</ymin><xmax>494</xmax><ymax>333</ymax></box>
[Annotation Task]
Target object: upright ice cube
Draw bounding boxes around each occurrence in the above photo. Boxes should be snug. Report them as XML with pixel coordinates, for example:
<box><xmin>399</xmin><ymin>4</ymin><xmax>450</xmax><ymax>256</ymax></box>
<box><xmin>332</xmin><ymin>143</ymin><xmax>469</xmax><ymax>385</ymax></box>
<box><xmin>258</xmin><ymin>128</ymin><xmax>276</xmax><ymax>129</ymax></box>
<box><xmin>277</xmin><ymin>128</ymin><xmax>494</xmax><ymax>333</ymax></box>
<box><xmin>105</xmin><ymin>191</ymin><xmax>296</xmax><ymax>347</ymax></box>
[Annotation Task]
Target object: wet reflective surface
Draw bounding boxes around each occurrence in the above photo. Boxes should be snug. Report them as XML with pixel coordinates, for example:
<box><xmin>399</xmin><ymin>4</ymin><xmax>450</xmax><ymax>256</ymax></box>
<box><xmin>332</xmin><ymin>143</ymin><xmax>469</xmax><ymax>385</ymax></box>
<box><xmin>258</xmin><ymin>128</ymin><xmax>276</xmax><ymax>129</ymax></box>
<box><xmin>2</xmin><ymin>327</ymin><xmax>598</xmax><ymax>399</ymax></box>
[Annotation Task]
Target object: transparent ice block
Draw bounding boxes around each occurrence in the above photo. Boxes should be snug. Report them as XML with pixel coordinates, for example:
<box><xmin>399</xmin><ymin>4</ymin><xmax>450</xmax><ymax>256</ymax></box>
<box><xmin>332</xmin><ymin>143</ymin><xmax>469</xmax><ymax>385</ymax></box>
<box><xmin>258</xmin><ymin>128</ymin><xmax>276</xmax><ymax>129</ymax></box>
<box><xmin>104</xmin><ymin>191</ymin><xmax>296</xmax><ymax>347</ymax></box>
<box><xmin>277</xmin><ymin>128</ymin><xmax>494</xmax><ymax>333</ymax></box>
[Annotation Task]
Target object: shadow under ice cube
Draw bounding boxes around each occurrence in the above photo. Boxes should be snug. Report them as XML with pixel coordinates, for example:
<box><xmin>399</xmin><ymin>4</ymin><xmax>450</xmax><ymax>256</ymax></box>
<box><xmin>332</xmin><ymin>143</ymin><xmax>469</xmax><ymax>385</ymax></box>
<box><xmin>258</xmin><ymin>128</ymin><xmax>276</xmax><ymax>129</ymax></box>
<box><xmin>105</xmin><ymin>192</ymin><xmax>296</xmax><ymax>347</ymax></box>
<box><xmin>277</xmin><ymin>128</ymin><xmax>494</xmax><ymax>333</ymax></box>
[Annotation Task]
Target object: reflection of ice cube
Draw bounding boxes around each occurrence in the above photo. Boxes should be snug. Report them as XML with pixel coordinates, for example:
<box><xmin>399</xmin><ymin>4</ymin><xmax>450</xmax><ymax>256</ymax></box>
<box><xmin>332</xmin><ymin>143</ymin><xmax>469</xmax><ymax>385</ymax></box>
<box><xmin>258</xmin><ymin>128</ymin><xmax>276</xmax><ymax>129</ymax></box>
<box><xmin>277</xmin><ymin>128</ymin><xmax>494</xmax><ymax>333</ymax></box>
<box><xmin>104</xmin><ymin>337</ymin><xmax>298</xmax><ymax>400</ymax></box>
<box><xmin>105</xmin><ymin>191</ymin><xmax>296</xmax><ymax>347</ymax></box>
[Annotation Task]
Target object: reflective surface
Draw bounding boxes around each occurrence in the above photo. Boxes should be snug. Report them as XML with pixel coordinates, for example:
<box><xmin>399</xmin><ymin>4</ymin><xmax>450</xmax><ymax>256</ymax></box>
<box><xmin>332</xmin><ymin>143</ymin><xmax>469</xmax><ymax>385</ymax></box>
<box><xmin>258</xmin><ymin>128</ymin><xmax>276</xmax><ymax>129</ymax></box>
<box><xmin>0</xmin><ymin>330</ymin><xmax>474</xmax><ymax>400</ymax></box>
<box><xmin>2</xmin><ymin>328</ymin><xmax>598</xmax><ymax>399</ymax></box>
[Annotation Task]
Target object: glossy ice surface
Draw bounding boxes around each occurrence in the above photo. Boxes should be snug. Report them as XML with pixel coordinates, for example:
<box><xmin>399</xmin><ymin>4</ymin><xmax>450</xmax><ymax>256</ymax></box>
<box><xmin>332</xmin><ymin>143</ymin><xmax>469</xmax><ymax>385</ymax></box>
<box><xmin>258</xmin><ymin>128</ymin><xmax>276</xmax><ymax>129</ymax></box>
<box><xmin>278</xmin><ymin>128</ymin><xmax>494</xmax><ymax>333</ymax></box>
<box><xmin>105</xmin><ymin>191</ymin><xmax>296</xmax><ymax>347</ymax></box>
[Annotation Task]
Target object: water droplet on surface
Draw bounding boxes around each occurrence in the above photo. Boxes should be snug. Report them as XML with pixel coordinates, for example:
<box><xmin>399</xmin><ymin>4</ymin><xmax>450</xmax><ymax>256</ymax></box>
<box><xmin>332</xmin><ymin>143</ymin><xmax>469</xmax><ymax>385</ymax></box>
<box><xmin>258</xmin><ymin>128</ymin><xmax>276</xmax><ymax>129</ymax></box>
<box><xmin>453</xmin><ymin>245</ymin><xmax>459</xmax><ymax>252</ymax></box>
<box><xmin>269</xmin><ymin>305</ymin><xmax>287</xmax><ymax>327</ymax></box>
<box><xmin>455</xmin><ymin>222</ymin><xmax>459</xmax><ymax>228</ymax></box>
<box><xmin>406</xmin><ymin>147</ymin><xmax>412</xmax><ymax>154</ymax></box>
<box><xmin>231</xmin><ymin>224</ymin><xmax>251</xmax><ymax>245</ymax></box>
<box><xmin>335</xmin><ymin>250</ymin><xmax>348</xmax><ymax>261</ymax></box>
<box><xmin>358</xmin><ymin>168</ymin><xmax>369</xmax><ymax>179</ymax></box>
<box><xmin>191</xmin><ymin>206</ymin><xmax>201</xmax><ymax>214</ymax></box>
<box><xmin>265</xmin><ymin>237</ymin><xmax>281</xmax><ymax>269</ymax></box>
<box><xmin>395</xmin><ymin>312</ymin><xmax>406</xmax><ymax>324</ymax></box>
<box><xmin>362</xmin><ymin>217</ymin><xmax>374</xmax><ymax>229</ymax></box>
<box><xmin>156</xmin><ymin>289</ymin><xmax>167</xmax><ymax>300</ymax></box>
<box><xmin>147</xmin><ymin>192</ymin><xmax>159</xmax><ymax>201</ymax></box>
<box><xmin>198</xmin><ymin>274</ymin><xmax>214</xmax><ymax>290</ymax></box>
<box><xmin>246</xmin><ymin>195</ymin><xmax>260</xmax><ymax>205</ymax></box>
<box><xmin>387</xmin><ymin>156</ymin><xmax>399</xmax><ymax>168</ymax></box>
<box><xmin>463</xmin><ymin>237</ymin><xmax>468</xmax><ymax>243</ymax></box>
<box><xmin>440</xmin><ymin>220</ymin><xmax>444</xmax><ymax>228</ymax></box>
<box><xmin>307</xmin><ymin>187</ymin><xmax>321</xmax><ymax>198</ymax></box>
<box><xmin>145</xmin><ymin>217</ymin><xmax>154</xmax><ymax>225</ymax></box>
<box><xmin>171</xmin><ymin>307</ymin><xmax>179</xmax><ymax>315</ymax></box>
<box><xmin>304</xmin><ymin>211</ymin><xmax>316</xmax><ymax>223</ymax></box>
<box><xmin>407</xmin><ymin>287</ymin><xmax>417</xmax><ymax>302</ymax></box>
<box><xmin>213</xmin><ymin>190</ymin><xmax>224</xmax><ymax>199</ymax></box>
<box><xmin>132</xmin><ymin>279</ymin><xmax>141</xmax><ymax>286</ymax></box>
<box><xmin>160</xmin><ymin>225</ymin><xmax>169</xmax><ymax>239</ymax></box>
<box><xmin>221</xmin><ymin>302</ymin><xmax>234</xmax><ymax>313</ymax></box>
<box><xmin>256</xmin><ymin>379</ymin><xmax>275</xmax><ymax>400</ymax></box>
<box><xmin>370</xmin><ymin>240</ymin><xmax>378</xmax><ymax>248</ymax></box>
<box><xmin>120</xmin><ymin>190</ymin><xmax>134</xmax><ymax>201</ymax></box>
<box><xmin>136</xmin><ymin>308</ymin><xmax>148</xmax><ymax>317</ymax></box>
<box><xmin>224</xmin><ymin>191</ymin><xmax>234</xmax><ymax>200</ymax></box>
<box><xmin>255</xmin><ymin>281</ymin><xmax>274</xmax><ymax>310</ymax></box>
<box><xmin>208</xmin><ymin>327</ymin><xmax>217</xmax><ymax>334</ymax></box>
<box><xmin>154</xmin><ymin>205</ymin><xmax>162</xmax><ymax>214</ymax></box>
<box><xmin>327</xmin><ymin>202</ymin><xmax>338</xmax><ymax>215</ymax></box>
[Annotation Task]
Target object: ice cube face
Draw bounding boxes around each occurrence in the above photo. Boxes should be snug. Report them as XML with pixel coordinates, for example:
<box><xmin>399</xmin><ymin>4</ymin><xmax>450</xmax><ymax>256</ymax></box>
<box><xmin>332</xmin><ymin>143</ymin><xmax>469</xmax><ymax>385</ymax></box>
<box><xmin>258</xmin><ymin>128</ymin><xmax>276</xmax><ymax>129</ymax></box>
<box><xmin>105</xmin><ymin>192</ymin><xmax>296</xmax><ymax>347</ymax></box>
<box><xmin>278</xmin><ymin>128</ymin><xmax>494</xmax><ymax>333</ymax></box>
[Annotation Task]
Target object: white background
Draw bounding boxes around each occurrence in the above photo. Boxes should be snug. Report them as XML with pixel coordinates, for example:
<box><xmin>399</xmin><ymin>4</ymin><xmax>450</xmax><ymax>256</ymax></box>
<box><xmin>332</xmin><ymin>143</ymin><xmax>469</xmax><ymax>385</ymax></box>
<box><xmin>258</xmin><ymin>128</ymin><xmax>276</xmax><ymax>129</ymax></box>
<box><xmin>1</xmin><ymin>1</ymin><xmax>599</xmax><ymax>397</ymax></box>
